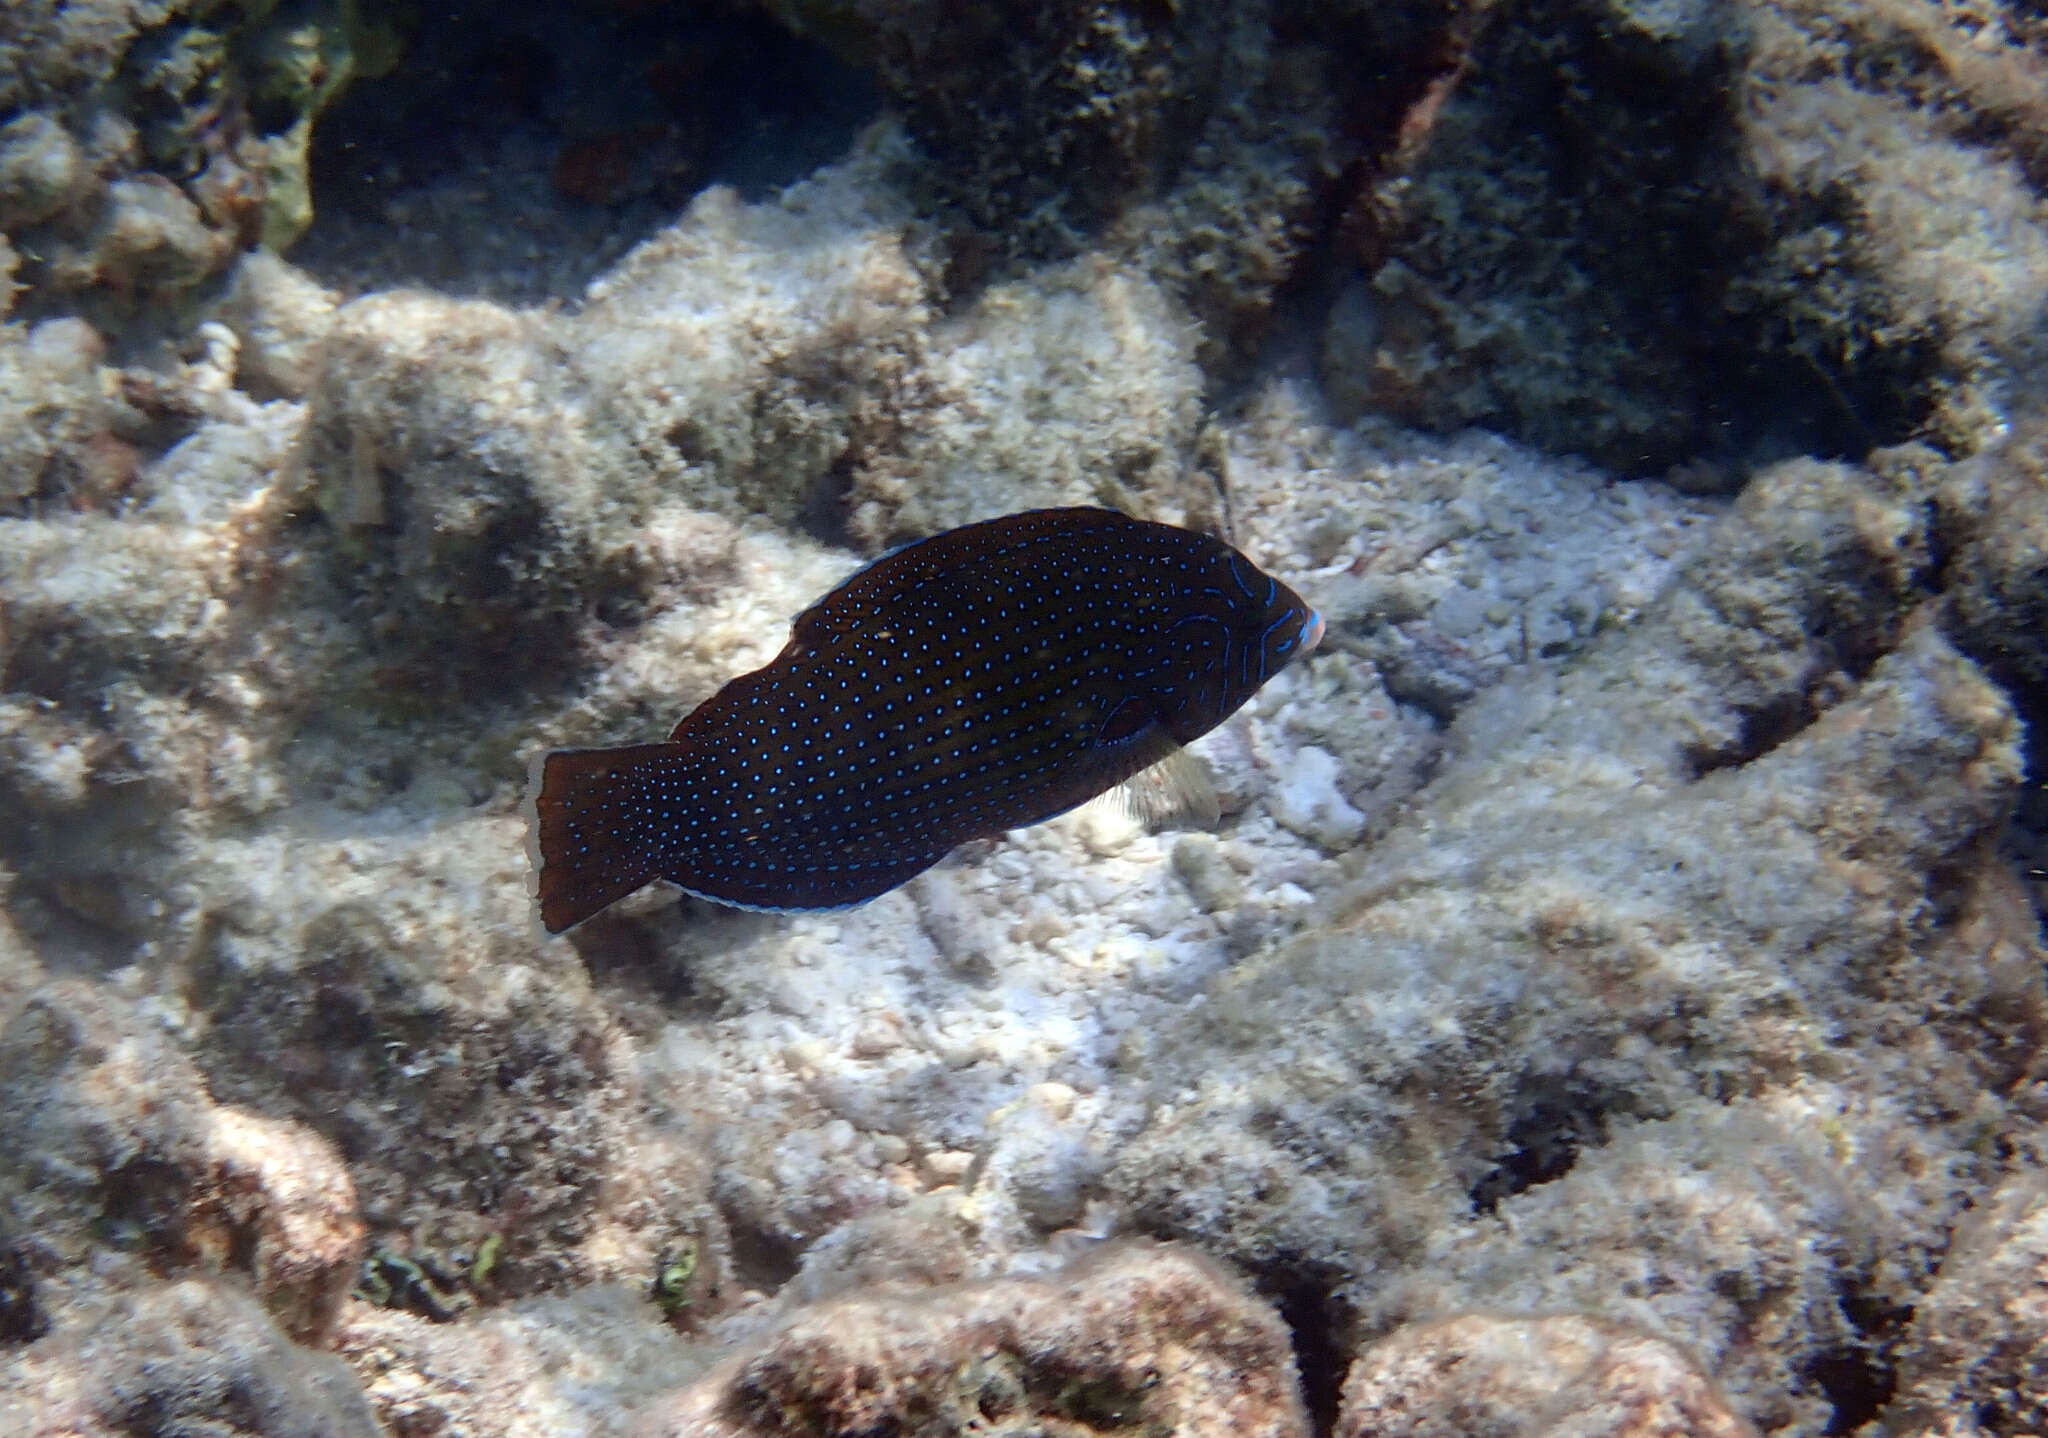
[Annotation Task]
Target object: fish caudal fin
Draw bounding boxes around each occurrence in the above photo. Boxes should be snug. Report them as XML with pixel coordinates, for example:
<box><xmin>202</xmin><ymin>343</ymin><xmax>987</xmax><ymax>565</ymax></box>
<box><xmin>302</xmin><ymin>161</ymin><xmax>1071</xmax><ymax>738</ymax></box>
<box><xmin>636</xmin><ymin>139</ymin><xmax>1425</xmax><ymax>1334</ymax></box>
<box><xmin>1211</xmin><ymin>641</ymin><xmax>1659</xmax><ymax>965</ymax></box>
<box><xmin>525</xmin><ymin>743</ymin><xmax>687</xmax><ymax>933</ymax></box>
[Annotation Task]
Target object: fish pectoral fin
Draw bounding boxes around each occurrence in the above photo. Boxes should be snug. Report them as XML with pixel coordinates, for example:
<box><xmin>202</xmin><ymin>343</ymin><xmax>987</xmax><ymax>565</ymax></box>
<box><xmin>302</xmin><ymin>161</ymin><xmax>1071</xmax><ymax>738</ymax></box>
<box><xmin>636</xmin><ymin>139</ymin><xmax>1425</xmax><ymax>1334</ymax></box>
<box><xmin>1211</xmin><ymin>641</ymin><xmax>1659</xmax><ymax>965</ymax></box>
<box><xmin>1113</xmin><ymin>743</ymin><xmax>1220</xmax><ymax>831</ymax></box>
<box><xmin>1073</xmin><ymin>712</ymin><xmax>1220</xmax><ymax>834</ymax></box>
<box><xmin>1099</xmin><ymin>694</ymin><xmax>1155</xmax><ymax>745</ymax></box>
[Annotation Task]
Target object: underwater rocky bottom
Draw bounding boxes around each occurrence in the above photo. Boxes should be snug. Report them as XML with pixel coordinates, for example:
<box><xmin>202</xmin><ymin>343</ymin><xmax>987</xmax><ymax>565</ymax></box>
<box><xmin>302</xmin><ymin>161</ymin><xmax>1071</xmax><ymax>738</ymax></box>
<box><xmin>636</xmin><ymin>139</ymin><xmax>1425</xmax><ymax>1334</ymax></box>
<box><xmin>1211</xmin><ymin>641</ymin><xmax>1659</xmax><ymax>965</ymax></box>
<box><xmin>3</xmin><ymin>0</ymin><xmax>2048</xmax><ymax>1431</ymax></box>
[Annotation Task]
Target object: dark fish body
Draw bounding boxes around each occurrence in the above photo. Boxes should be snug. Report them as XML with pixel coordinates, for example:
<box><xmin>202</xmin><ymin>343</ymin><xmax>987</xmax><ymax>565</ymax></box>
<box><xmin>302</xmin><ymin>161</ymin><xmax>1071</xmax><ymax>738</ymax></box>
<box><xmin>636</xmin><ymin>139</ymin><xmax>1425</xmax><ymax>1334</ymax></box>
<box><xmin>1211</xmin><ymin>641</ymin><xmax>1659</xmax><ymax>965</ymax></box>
<box><xmin>528</xmin><ymin>508</ymin><xmax>1322</xmax><ymax>932</ymax></box>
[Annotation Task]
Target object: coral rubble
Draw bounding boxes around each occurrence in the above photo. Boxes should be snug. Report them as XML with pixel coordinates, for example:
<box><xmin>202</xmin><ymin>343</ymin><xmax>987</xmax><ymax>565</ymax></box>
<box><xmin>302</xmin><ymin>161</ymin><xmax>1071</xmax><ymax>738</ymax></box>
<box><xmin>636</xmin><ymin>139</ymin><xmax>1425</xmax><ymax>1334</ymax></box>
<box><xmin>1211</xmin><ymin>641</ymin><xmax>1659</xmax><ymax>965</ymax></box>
<box><xmin>1336</xmin><ymin>1312</ymin><xmax>1757</xmax><ymax>1438</ymax></box>
<box><xmin>635</xmin><ymin>1242</ymin><xmax>1310</xmax><ymax>1438</ymax></box>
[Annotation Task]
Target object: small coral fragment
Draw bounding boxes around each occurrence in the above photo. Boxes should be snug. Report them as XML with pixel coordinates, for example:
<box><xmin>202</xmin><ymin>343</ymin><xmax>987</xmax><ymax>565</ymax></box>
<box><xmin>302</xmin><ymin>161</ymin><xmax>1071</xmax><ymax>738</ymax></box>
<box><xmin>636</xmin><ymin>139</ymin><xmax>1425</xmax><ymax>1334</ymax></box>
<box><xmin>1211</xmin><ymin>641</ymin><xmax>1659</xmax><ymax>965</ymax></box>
<box><xmin>637</xmin><ymin>1242</ymin><xmax>1310</xmax><ymax>1438</ymax></box>
<box><xmin>1337</xmin><ymin>1313</ymin><xmax>1757</xmax><ymax>1438</ymax></box>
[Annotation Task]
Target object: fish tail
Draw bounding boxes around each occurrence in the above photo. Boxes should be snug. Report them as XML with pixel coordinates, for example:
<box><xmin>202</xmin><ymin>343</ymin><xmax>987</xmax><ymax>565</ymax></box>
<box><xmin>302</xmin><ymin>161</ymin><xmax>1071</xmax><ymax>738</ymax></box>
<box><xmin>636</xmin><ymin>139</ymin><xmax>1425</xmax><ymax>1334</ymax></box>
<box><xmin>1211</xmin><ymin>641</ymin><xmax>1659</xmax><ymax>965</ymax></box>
<box><xmin>524</xmin><ymin>743</ymin><xmax>688</xmax><ymax>934</ymax></box>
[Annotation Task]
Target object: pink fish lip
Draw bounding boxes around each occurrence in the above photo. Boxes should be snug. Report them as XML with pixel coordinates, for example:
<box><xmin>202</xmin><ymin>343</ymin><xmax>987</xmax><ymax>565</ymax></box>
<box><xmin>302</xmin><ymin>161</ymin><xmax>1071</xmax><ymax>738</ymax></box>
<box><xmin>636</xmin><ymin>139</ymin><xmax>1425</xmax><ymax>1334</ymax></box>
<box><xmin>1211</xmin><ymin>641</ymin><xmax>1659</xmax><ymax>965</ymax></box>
<box><xmin>1301</xmin><ymin>608</ymin><xmax>1326</xmax><ymax>656</ymax></box>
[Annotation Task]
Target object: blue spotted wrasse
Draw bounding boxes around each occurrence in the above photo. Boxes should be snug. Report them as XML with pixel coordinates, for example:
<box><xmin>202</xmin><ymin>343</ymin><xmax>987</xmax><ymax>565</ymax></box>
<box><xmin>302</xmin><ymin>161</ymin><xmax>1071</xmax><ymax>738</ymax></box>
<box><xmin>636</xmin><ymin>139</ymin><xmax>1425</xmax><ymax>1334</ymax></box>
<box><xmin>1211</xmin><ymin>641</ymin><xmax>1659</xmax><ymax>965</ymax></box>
<box><xmin>526</xmin><ymin>507</ymin><xmax>1323</xmax><ymax>932</ymax></box>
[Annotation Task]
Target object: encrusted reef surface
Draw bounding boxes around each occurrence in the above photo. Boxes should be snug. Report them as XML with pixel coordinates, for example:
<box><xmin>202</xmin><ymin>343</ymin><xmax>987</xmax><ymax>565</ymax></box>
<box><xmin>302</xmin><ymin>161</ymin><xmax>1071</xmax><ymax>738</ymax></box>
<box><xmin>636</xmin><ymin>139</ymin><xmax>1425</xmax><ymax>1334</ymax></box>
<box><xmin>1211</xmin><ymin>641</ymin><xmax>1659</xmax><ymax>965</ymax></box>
<box><xmin>2</xmin><ymin>1</ymin><xmax>2047</xmax><ymax>1436</ymax></box>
